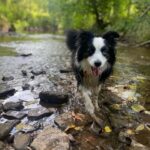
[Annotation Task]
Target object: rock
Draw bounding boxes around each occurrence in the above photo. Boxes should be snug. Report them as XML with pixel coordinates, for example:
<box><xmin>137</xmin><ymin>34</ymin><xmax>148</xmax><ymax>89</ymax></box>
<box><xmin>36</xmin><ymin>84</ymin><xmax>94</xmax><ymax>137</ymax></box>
<box><xmin>3</xmin><ymin>111</ymin><xmax>27</xmax><ymax>120</ymax></box>
<box><xmin>0</xmin><ymin>86</ymin><xmax>16</xmax><ymax>99</ymax></box>
<box><xmin>54</xmin><ymin>112</ymin><xmax>75</xmax><ymax>130</ymax></box>
<box><xmin>2</xmin><ymin>76</ymin><xmax>14</xmax><ymax>81</ymax></box>
<box><xmin>31</xmin><ymin>70</ymin><xmax>46</xmax><ymax>76</ymax></box>
<box><xmin>3</xmin><ymin>102</ymin><xmax>24</xmax><ymax>111</ymax></box>
<box><xmin>22</xmin><ymin>83</ymin><xmax>30</xmax><ymax>90</ymax></box>
<box><xmin>60</xmin><ymin>69</ymin><xmax>72</xmax><ymax>73</ymax></box>
<box><xmin>31</xmin><ymin>126</ymin><xmax>70</xmax><ymax>150</ymax></box>
<box><xmin>21</xmin><ymin>70</ymin><xmax>27</xmax><ymax>77</ymax></box>
<box><xmin>28</xmin><ymin>106</ymin><xmax>55</xmax><ymax>120</ymax></box>
<box><xmin>39</xmin><ymin>91</ymin><xmax>69</xmax><ymax>106</ymax></box>
<box><xmin>0</xmin><ymin>120</ymin><xmax>20</xmax><ymax>140</ymax></box>
<box><xmin>0</xmin><ymin>141</ymin><xmax>5</xmax><ymax>149</ymax></box>
<box><xmin>0</xmin><ymin>102</ymin><xmax>3</xmax><ymax>113</ymax></box>
<box><xmin>13</xmin><ymin>133</ymin><xmax>32</xmax><ymax>150</ymax></box>
<box><xmin>19</xmin><ymin>53</ymin><xmax>32</xmax><ymax>57</ymax></box>
<box><xmin>31</xmin><ymin>75</ymin><xmax>35</xmax><ymax>79</ymax></box>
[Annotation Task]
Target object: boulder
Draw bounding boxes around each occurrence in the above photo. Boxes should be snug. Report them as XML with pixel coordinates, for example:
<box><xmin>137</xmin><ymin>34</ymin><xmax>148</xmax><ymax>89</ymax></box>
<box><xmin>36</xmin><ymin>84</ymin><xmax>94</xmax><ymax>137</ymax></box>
<box><xmin>3</xmin><ymin>111</ymin><xmax>27</xmax><ymax>120</ymax></box>
<box><xmin>39</xmin><ymin>91</ymin><xmax>69</xmax><ymax>106</ymax></box>
<box><xmin>13</xmin><ymin>133</ymin><xmax>32</xmax><ymax>150</ymax></box>
<box><xmin>31</xmin><ymin>126</ymin><xmax>70</xmax><ymax>150</ymax></box>
<box><xmin>3</xmin><ymin>102</ymin><xmax>24</xmax><ymax>111</ymax></box>
<box><xmin>28</xmin><ymin>106</ymin><xmax>55</xmax><ymax>120</ymax></box>
<box><xmin>0</xmin><ymin>86</ymin><xmax>16</xmax><ymax>99</ymax></box>
<box><xmin>0</xmin><ymin>120</ymin><xmax>20</xmax><ymax>140</ymax></box>
<box><xmin>2</xmin><ymin>76</ymin><xmax>14</xmax><ymax>81</ymax></box>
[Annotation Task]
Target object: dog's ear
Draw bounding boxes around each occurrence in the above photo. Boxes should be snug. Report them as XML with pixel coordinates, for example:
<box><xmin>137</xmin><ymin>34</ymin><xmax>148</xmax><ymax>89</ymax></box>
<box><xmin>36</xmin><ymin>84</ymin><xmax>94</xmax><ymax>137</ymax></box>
<box><xmin>102</xmin><ymin>31</ymin><xmax>119</xmax><ymax>47</ymax></box>
<box><xmin>78</xmin><ymin>30</ymin><xmax>94</xmax><ymax>45</ymax></box>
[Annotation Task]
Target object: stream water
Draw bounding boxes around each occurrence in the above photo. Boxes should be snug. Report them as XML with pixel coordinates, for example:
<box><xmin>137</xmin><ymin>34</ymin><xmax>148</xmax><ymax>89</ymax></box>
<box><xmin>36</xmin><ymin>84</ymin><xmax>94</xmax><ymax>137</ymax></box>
<box><xmin>0</xmin><ymin>34</ymin><xmax>149</xmax><ymax>149</ymax></box>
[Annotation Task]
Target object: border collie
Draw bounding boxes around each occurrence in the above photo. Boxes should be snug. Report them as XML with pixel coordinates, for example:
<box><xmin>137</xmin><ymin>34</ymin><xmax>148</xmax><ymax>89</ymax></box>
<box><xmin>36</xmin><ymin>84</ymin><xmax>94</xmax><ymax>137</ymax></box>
<box><xmin>66</xmin><ymin>30</ymin><xmax>119</xmax><ymax>126</ymax></box>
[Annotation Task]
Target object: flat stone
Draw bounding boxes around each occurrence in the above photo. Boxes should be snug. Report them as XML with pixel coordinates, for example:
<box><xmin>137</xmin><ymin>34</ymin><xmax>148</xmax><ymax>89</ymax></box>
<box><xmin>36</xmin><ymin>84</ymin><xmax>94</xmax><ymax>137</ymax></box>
<box><xmin>28</xmin><ymin>106</ymin><xmax>55</xmax><ymax>120</ymax></box>
<box><xmin>0</xmin><ymin>120</ymin><xmax>20</xmax><ymax>140</ymax></box>
<box><xmin>54</xmin><ymin>112</ymin><xmax>75</xmax><ymax>130</ymax></box>
<box><xmin>3</xmin><ymin>111</ymin><xmax>27</xmax><ymax>120</ymax></box>
<box><xmin>31</xmin><ymin>69</ymin><xmax>46</xmax><ymax>76</ymax></box>
<box><xmin>39</xmin><ymin>91</ymin><xmax>69</xmax><ymax>106</ymax></box>
<box><xmin>13</xmin><ymin>133</ymin><xmax>32</xmax><ymax>150</ymax></box>
<box><xmin>3</xmin><ymin>102</ymin><xmax>24</xmax><ymax>111</ymax></box>
<box><xmin>31</xmin><ymin>126</ymin><xmax>70</xmax><ymax>150</ymax></box>
<box><xmin>2</xmin><ymin>76</ymin><xmax>14</xmax><ymax>81</ymax></box>
<box><xmin>0</xmin><ymin>102</ymin><xmax>3</xmax><ymax>113</ymax></box>
<box><xmin>0</xmin><ymin>86</ymin><xmax>16</xmax><ymax>99</ymax></box>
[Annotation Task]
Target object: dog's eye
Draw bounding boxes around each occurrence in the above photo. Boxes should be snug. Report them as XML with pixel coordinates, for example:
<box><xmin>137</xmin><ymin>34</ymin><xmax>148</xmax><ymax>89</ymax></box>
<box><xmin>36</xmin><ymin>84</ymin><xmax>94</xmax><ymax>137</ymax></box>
<box><xmin>88</xmin><ymin>47</ymin><xmax>95</xmax><ymax>55</ymax></box>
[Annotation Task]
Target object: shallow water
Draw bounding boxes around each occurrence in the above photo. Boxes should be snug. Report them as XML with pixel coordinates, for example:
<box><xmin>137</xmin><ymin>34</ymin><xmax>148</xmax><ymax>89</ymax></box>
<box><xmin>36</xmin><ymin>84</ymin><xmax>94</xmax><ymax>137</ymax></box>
<box><xmin>0</xmin><ymin>34</ymin><xmax>150</xmax><ymax>149</ymax></box>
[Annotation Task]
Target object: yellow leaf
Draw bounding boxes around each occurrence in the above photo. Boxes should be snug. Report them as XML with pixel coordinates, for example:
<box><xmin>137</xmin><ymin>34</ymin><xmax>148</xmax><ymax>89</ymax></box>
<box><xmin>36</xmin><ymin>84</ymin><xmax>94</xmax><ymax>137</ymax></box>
<box><xmin>104</xmin><ymin>126</ymin><xmax>112</xmax><ymax>133</ymax></box>
<box><xmin>111</xmin><ymin>104</ymin><xmax>121</xmax><ymax>110</ymax></box>
<box><xmin>131</xmin><ymin>104</ymin><xmax>145</xmax><ymax>112</ymax></box>
<box><xmin>136</xmin><ymin>124</ymin><xmax>145</xmax><ymax>131</ymax></box>
<box><xmin>126</xmin><ymin>129</ymin><xmax>134</xmax><ymax>135</ymax></box>
<box><xmin>65</xmin><ymin>124</ymin><xmax>83</xmax><ymax>132</ymax></box>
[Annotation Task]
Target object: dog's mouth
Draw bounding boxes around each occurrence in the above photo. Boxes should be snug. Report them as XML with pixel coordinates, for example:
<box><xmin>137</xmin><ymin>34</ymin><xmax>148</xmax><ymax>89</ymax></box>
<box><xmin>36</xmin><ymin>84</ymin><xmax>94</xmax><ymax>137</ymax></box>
<box><xmin>91</xmin><ymin>67</ymin><xmax>102</xmax><ymax>76</ymax></box>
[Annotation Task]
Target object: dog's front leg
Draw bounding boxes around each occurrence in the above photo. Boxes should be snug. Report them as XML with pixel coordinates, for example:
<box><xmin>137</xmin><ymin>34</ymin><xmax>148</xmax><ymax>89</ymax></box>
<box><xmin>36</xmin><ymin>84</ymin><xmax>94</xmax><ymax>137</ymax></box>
<box><xmin>93</xmin><ymin>85</ymin><xmax>102</xmax><ymax>111</ymax></box>
<box><xmin>80</xmin><ymin>86</ymin><xmax>103</xmax><ymax>127</ymax></box>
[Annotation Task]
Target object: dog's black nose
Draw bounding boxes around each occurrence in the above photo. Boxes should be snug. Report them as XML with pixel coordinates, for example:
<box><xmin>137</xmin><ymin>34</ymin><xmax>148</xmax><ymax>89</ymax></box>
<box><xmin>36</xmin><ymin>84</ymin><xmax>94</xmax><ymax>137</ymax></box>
<box><xmin>94</xmin><ymin>61</ymin><xmax>101</xmax><ymax>67</ymax></box>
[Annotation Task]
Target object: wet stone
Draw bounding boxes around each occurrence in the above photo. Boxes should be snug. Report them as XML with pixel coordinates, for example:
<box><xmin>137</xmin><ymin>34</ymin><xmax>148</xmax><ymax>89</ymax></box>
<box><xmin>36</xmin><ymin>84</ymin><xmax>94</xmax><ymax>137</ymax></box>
<box><xmin>0</xmin><ymin>102</ymin><xmax>3</xmax><ymax>113</ymax></box>
<box><xmin>0</xmin><ymin>120</ymin><xmax>20</xmax><ymax>140</ymax></box>
<box><xmin>3</xmin><ymin>102</ymin><xmax>24</xmax><ymax>111</ymax></box>
<box><xmin>39</xmin><ymin>91</ymin><xmax>69</xmax><ymax>106</ymax></box>
<box><xmin>3</xmin><ymin>111</ymin><xmax>27</xmax><ymax>120</ymax></box>
<box><xmin>31</xmin><ymin>126</ymin><xmax>70</xmax><ymax>150</ymax></box>
<box><xmin>54</xmin><ymin>112</ymin><xmax>75</xmax><ymax>130</ymax></box>
<box><xmin>2</xmin><ymin>76</ymin><xmax>14</xmax><ymax>81</ymax></box>
<box><xmin>21</xmin><ymin>70</ymin><xmax>27</xmax><ymax>77</ymax></box>
<box><xmin>22</xmin><ymin>83</ymin><xmax>30</xmax><ymax>90</ymax></box>
<box><xmin>28</xmin><ymin>106</ymin><xmax>55</xmax><ymax>120</ymax></box>
<box><xmin>0</xmin><ymin>86</ymin><xmax>16</xmax><ymax>99</ymax></box>
<box><xmin>13</xmin><ymin>133</ymin><xmax>32</xmax><ymax>150</ymax></box>
<box><xmin>31</xmin><ymin>69</ymin><xmax>46</xmax><ymax>76</ymax></box>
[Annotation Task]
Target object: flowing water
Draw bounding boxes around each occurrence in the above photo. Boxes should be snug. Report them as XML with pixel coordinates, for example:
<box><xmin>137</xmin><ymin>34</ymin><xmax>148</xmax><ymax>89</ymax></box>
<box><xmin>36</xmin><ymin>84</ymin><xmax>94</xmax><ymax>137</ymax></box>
<box><xmin>0</xmin><ymin>34</ymin><xmax>150</xmax><ymax>149</ymax></box>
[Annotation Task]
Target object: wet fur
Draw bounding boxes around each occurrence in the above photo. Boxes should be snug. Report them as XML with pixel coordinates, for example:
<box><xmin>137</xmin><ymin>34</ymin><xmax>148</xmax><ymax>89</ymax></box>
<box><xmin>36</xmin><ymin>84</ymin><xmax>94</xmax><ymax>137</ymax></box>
<box><xmin>66</xmin><ymin>30</ymin><xmax>119</xmax><ymax>125</ymax></box>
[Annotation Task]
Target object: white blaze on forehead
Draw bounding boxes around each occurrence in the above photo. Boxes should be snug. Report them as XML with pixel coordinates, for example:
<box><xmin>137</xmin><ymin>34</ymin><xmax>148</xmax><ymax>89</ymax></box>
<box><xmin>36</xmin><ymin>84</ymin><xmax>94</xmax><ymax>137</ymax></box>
<box><xmin>93</xmin><ymin>37</ymin><xmax>105</xmax><ymax>49</ymax></box>
<box><xmin>87</xmin><ymin>37</ymin><xmax>107</xmax><ymax>68</ymax></box>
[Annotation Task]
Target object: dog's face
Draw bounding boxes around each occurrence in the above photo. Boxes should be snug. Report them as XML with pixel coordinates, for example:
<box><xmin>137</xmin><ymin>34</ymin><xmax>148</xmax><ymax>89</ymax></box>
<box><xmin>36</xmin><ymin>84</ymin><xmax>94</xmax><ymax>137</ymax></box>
<box><xmin>76</xmin><ymin>31</ymin><xmax>119</xmax><ymax>76</ymax></box>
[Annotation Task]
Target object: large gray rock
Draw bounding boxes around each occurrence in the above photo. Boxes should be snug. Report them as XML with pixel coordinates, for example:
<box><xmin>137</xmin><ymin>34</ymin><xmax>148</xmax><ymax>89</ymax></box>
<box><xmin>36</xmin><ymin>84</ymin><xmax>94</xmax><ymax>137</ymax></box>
<box><xmin>3</xmin><ymin>111</ymin><xmax>27</xmax><ymax>120</ymax></box>
<box><xmin>13</xmin><ymin>133</ymin><xmax>32</xmax><ymax>150</ymax></box>
<box><xmin>28</xmin><ymin>106</ymin><xmax>55</xmax><ymax>120</ymax></box>
<box><xmin>3</xmin><ymin>102</ymin><xmax>24</xmax><ymax>111</ymax></box>
<box><xmin>31</xmin><ymin>126</ymin><xmax>70</xmax><ymax>150</ymax></box>
<box><xmin>0</xmin><ymin>120</ymin><xmax>20</xmax><ymax>140</ymax></box>
<box><xmin>0</xmin><ymin>86</ymin><xmax>16</xmax><ymax>99</ymax></box>
<box><xmin>39</xmin><ymin>91</ymin><xmax>69</xmax><ymax>106</ymax></box>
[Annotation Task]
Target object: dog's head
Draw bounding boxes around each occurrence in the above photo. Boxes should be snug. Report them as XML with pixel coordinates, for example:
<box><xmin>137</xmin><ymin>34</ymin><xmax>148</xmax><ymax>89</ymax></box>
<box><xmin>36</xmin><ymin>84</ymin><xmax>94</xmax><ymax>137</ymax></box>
<box><xmin>75</xmin><ymin>31</ymin><xmax>119</xmax><ymax>76</ymax></box>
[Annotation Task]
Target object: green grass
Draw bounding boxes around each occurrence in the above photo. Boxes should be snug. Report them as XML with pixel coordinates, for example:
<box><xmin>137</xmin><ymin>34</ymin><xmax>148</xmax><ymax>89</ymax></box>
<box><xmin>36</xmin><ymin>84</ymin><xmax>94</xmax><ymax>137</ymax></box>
<box><xmin>0</xmin><ymin>46</ymin><xmax>17</xmax><ymax>56</ymax></box>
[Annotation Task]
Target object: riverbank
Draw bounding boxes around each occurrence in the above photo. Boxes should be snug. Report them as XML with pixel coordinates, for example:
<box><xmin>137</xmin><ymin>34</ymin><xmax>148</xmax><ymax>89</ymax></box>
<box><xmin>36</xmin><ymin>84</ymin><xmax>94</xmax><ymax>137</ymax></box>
<box><xmin>0</xmin><ymin>34</ymin><xmax>150</xmax><ymax>150</ymax></box>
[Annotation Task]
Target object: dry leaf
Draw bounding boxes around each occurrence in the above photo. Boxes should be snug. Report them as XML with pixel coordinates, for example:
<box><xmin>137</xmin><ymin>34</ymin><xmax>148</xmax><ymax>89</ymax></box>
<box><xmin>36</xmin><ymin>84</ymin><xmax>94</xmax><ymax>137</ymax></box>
<box><xmin>65</xmin><ymin>124</ymin><xmax>83</xmax><ymax>132</ymax></box>
<box><xmin>104</xmin><ymin>126</ymin><xmax>112</xmax><ymax>133</ymax></box>
<box><xmin>136</xmin><ymin>124</ymin><xmax>145</xmax><ymax>131</ymax></box>
<box><xmin>111</xmin><ymin>104</ymin><xmax>121</xmax><ymax>110</ymax></box>
<box><xmin>131</xmin><ymin>104</ymin><xmax>145</xmax><ymax>112</ymax></box>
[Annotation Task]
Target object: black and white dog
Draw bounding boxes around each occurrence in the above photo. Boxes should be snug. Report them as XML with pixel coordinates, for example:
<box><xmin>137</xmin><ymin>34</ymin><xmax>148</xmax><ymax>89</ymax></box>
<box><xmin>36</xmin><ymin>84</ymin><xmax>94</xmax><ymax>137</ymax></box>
<box><xmin>66</xmin><ymin>30</ymin><xmax>119</xmax><ymax>126</ymax></box>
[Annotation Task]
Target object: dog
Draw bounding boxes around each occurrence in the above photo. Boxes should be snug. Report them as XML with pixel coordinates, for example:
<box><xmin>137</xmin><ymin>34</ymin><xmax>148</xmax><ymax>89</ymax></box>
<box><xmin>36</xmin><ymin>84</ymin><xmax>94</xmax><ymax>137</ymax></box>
<box><xmin>66</xmin><ymin>30</ymin><xmax>119</xmax><ymax>126</ymax></box>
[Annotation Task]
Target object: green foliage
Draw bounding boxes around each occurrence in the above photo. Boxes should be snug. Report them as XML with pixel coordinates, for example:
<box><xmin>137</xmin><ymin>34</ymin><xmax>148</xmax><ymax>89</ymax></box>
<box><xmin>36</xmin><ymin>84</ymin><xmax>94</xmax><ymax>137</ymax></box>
<box><xmin>0</xmin><ymin>0</ymin><xmax>149</xmax><ymax>42</ymax></box>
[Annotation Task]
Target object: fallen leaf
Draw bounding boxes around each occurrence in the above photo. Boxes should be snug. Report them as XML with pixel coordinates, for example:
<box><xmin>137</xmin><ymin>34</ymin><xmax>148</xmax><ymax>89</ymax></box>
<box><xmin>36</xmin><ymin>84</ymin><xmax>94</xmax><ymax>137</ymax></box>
<box><xmin>71</xmin><ymin>112</ymin><xmax>84</xmax><ymax>121</ymax></box>
<box><xmin>131</xmin><ymin>104</ymin><xmax>145</xmax><ymax>112</ymax></box>
<box><xmin>64</xmin><ymin>124</ymin><xmax>83</xmax><ymax>132</ymax></box>
<box><xmin>110</xmin><ymin>104</ymin><xmax>121</xmax><ymax>110</ymax></box>
<box><xmin>126</xmin><ymin>129</ymin><xmax>134</xmax><ymax>135</ymax></box>
<box><xmin>136</xmin><ymin>124</ymin><xmax>145</xmax><ymax>132</ymax></box>
<box><xmin>104</xmin><ymin>126</ymin><xmax>112</xmax><ymax>133</ymax></box>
